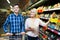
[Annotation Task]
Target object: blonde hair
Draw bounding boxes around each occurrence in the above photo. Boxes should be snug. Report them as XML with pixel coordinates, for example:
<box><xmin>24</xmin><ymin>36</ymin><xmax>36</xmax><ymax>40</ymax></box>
<box><xmin>30</xmin><ymin>8</ymin><xmax>40</xmax><ymax>18</ymax></box>
<box><xmin>30</xmin><ymin>8</ymin><xmax>37</xmax><ymax>14</ymax></box>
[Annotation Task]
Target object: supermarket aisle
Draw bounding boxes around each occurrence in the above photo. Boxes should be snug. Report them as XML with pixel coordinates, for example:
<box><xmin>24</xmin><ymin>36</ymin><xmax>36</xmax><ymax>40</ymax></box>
<box><xmin>0</xmin><ymin>0</ymin><xmax>60</xmax><ymax>40</ymax></box>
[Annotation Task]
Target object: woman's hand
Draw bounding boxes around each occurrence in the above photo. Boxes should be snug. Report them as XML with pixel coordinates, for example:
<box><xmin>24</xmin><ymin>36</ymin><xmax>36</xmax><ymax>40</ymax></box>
<box><xmin>29</xmin><ymin>27</ymin><xmax>35</xmax><ymax>32</ymax></box>
<box><xmin>26</xmin><ymin>27</ymin><xmax>35</xmax><ymax>32</ymax></box>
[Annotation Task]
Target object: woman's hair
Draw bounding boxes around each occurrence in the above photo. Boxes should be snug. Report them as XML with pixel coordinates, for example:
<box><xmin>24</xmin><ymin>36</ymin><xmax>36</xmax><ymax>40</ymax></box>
<box><xmin>30</xmin><ymin>8</ymin><xmax>37</xmax><ymax>14</ymax></box>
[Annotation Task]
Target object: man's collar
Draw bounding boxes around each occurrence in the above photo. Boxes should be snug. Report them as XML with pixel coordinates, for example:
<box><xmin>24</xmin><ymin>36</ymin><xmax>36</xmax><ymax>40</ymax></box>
<box><xmin>14</xmin><ymin>13</ymin><xmax>19</xmax><ymax>16</ymax></box>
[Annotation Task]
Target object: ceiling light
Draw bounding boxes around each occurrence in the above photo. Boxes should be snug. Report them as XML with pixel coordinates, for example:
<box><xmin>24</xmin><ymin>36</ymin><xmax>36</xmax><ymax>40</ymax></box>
<box><xmin>10</xmin><ymin>5</ymin><xmax>13</xmax><ymax>11</ymax></box>
<box><xmin>10</xmin><ymin>5</ymin><xmax>13</xmax><ymax>8</ymax></box>
<box><xmin>7</xmin><ymin>0</ymin><xmax>10</xmax><ymax>4</ymax></box>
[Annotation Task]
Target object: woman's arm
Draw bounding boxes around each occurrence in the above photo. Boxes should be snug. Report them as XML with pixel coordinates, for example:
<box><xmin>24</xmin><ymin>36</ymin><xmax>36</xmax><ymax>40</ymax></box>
<box><xmin>39</xmin><ymin>19</ymin><xmax>50</xmax><ymax>26</ymax></box>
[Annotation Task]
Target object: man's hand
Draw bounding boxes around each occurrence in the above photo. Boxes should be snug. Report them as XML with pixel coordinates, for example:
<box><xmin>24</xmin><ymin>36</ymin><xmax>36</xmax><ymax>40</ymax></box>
<box><xmin>5</xmin><ymin>33</ymin><xmax>13</xmax><ymax>36</ymax></box>
<box><xmin>21</xmin><ymin>32</ymin><xmax>25</xmax><ymax>35</ymax></box>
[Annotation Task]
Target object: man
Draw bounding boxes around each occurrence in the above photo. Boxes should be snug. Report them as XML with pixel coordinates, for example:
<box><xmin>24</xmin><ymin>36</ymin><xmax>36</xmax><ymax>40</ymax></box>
<box><xmin>3</xmin><ymin>4</ymin><xmax>25</xmax><ymax>40</ymax></box>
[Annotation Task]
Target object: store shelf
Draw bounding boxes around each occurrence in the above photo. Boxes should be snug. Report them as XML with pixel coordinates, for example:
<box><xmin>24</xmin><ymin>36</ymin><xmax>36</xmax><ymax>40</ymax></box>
<box><xmin>28</xmin><ymin>0</ymin><xmax>45</xmax><ymax>10</ymax></box>
<box><xmin>47</xmin><ymin>27</ymin><xmax>60</xmax><ymax>35</ymax></box>
<box><xmin>44</xmin><ymin>8</ymin><xmax>60</xmax><ymax>12</ymax></box>
<box><xmin>40</xmin><ymin>17</ymin><xmax>49</xmax><ymax>20</ymax></box>
<box><xmin>28</xmin><ymin>0</ymin><xmax>60</xmax><ymax>10</ymax></box>
<box><xmin>39</xmin><ymin>29</ymin><xmax>48</xmax><ymax>38</ymax></box>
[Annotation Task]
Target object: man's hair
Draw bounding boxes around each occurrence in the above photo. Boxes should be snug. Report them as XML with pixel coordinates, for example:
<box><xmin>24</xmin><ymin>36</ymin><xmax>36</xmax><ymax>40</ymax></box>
<box><xmin>13</xmin><ymin>4</ymin><xmax>19</xmax><ymax>7</ymax></box>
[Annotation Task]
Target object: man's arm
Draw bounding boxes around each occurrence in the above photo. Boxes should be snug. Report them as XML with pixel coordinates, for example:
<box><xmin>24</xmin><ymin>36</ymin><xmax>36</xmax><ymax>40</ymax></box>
<box><xmin>21</xmin><ymin>15</ymin><xmax>25</xmax><ymax>32</ymax></box>
<box><xmin>3</xmin><ymin>16</ymin><xmax>10</xmax><ymax>33</ymax></box>
<box><xmin>20</xmin><ymin>15</ymin><xmax>25</xmax><ymax>35</ymax></box>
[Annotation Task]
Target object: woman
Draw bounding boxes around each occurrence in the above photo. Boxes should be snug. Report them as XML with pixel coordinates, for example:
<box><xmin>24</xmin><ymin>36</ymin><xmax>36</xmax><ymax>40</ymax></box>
<box><xmin>25</xmin><ymin>8</ymin><xmax>49</xmax><ymax>40</ymax></box>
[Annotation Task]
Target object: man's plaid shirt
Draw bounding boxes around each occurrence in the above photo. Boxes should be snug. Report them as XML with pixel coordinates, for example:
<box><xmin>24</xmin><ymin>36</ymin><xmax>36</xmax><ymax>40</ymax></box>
<box><xmin>3</xmin><ymin>13</ymin><xmax>25</xmax><ymax>33</ymax></box>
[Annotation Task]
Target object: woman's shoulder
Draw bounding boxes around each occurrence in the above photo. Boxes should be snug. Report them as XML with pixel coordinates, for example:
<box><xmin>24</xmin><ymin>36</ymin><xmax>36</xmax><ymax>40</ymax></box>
<box><xmin>36</xmin><ymin>18</ymin><xmax>40</xmax><ymax>20</ymax></box>
<box><xmin>36</xmin><ymin>18</ymin><xmax>42</xmax><ymax>22</ymax></box>
<box><xmin>26</xmin><ymin>18</ymin><xmax>31</xmax><ymax>21</ymax></box>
